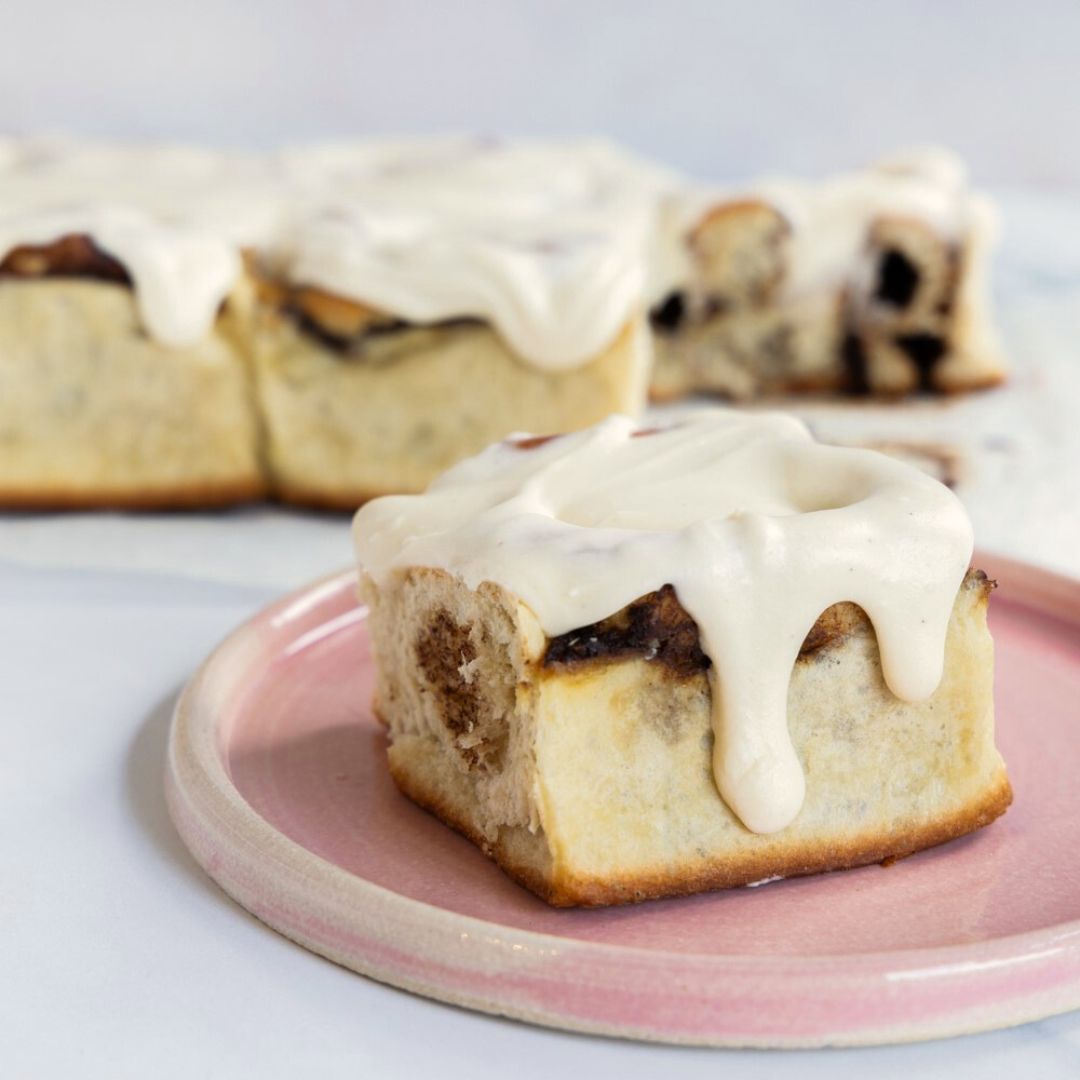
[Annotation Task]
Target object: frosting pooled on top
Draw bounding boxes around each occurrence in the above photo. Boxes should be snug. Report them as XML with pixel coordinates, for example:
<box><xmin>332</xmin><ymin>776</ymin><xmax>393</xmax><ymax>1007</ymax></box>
<box><xmin>0</xmin><ymin>207</ymin><xmax>240</xmax><ymax>347</ymax></box>
<box><xmin>355</xmin><ymin>409</ymin><xmax>974</xmax><ymax>834</ymax></box>
<box><xmin>0</xmin><ymin>137</ymin><xmax>992</xmax><ymax>363</ymax></box>
<box><xmin>0</xmin><ymin>135</ymin><xmax>674</xmax><ymax>363</ymax></box>
<box><xmin>285</xmin><ymin>137</ymin><xmax>676</xmax><ymax>368</ymax></box>
<box><xmin>0</xmin><ymin>138</ymin><xmax>283</xmax><ymax>346</ymax></box>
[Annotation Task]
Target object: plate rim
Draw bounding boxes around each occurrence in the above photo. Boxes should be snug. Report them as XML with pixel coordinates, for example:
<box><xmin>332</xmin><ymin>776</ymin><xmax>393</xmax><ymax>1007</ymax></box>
<box><xmin>165</xmin><ymin>551</ymin><xmax>1080</xmax><ymax>1047</ymax></box>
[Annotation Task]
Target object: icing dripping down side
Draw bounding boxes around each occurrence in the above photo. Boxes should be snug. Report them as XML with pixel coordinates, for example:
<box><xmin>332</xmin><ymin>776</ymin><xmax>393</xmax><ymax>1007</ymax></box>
<box><xmin>0</xmin><ymin>135</ymin><xmax>674</xmax><ymax>363</ymax></box>
<box><xmin>0</xmin><ymin>139</ymin><xmax>282</xmax><ymax>347</ymax></box>
<box><xmin>284</xmin><ymin>137</ymin><xmax>675</xmax><ymax>368</ymax></box>
<box><xmin>0</xmin><ymin>208</ymin><xmax>241</xmax><ymax>347</ymax></box>
<box><xmin>0</xmin><ymin>138</ymin><xmax>995</xmax><ymax>366</ymax></box>
<box><xmin>353</xmin><ymin>409</ymin><xmax>974</xmax><ymax>835</ymax></box>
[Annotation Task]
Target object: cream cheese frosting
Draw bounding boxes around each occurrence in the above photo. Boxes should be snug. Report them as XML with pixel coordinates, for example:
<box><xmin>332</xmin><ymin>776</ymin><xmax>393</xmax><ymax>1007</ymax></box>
<box><xmin>0</xmin><ymin>136</ymin><xmax>289</xmax><ymax>245</ymax></box>
<box><xmin>0</xmin><ymin>135</ymin><xmax>672</xmax><ymax>363</ymax></box>
<box><xmin>0</xmin><ymin>137</ymin><xmax>283</xmax><ymax>346</ymax></box>
<box><xmin>354</xmin><ymin>408</ymin><xmax>974</xmax><ymax>834</ymax></box>
<box><xmin>284</xmin><ymin>137</ymin><xmax>676</xmax><ymax>368</ymax></box>
<box><xmin>0</xmin><ymin>207</ymin><xmax>240</xmax><ymax>347</ymax></box>
<box><xmin>0</xmin><ymin>136</ymin><xmax>992</xmax><ymax>364</ymax></box>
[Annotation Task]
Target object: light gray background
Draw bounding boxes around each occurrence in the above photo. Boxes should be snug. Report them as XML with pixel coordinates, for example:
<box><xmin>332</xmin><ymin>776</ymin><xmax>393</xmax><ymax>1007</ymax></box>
<box><xmin>1</xmin><ymin>0</ymin><xmax>1077</xmax><ymax>185</ymax></box>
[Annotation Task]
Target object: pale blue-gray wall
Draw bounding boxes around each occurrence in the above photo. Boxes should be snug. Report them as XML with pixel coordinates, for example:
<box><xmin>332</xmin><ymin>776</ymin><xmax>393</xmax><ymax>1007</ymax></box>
<box><xmin>0</xmin><ymin>0</ymin><xmax>1074</xmax><ymax>185</ymax></box>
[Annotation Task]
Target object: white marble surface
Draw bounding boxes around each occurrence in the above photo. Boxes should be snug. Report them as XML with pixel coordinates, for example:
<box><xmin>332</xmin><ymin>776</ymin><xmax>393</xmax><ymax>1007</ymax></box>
<box><xmin>3</xmin><ymin>190</ymin><xmax>1080</xmax><ymax>1077</ymax></box>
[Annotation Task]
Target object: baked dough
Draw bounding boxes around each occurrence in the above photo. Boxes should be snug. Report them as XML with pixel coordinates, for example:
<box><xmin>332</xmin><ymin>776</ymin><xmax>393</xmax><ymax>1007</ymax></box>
<box><xmin>363</xmin><ymin>567</ymin><xmax>1010</xmax><ymax>906</ymax></box>
<box><xmin>650</xmin><ymin>157</ymin><xmax>1007</xmax><ymax>400</ymax></box>
<box><xmin>250</xmin><ymin>286</ymin><xmax>648</xmax><ymax>507</ymax></box>
<box><xmin>0</xmin><ymin>277</ymin><xmax>263</xmax><ymax>508</ymax></box>
<box><xmin>0</xmin><ymin>140</ymin><xmax>1010</xmax><ymax>511</ymax></box>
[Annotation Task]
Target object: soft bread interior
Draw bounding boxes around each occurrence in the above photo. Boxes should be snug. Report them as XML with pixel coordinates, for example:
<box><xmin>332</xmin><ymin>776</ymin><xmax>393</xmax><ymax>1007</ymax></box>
<box><xmin>251</xmin><ymin>310</ymin><xmax>649</xmax><ymax>507</ymax></box>
<box><xmin>364</xmin><ymin>567</ymin><xmax>1011</xmax><ymax>906</ymax></box>
<box><xmin>0</xmin><ymin>279</ymin><xmax>263</xmax><ymax>506</ymax></box>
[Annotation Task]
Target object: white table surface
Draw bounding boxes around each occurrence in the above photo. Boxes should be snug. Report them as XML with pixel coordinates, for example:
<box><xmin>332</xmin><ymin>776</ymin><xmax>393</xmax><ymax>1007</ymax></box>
<box><xmin>4</xmin><ymin>191</ymin><xmax>1080</xmax><ymax>1078</ymax></box>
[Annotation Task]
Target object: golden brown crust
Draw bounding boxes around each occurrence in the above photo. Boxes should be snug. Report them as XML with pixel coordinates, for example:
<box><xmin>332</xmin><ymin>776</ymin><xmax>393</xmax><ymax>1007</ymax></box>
<box><xmin>389</xmin><ymin>753</ymin><xmax>554</xmax><ymax>900</ymax></box>
<box><xmin>0</xmin><ymin>477</ymin><xmax>267</xmax><ymax>511</ymax></box>
<box><xmin>392</xmin><ymin>752</ymin><xmax>1012</xmax><ymax>907</ymax></box>
<box><xmin>379</xmin><ymin>567</ymin><xmax>1002</xmax><ymax>907</ymax></box>
<box><xmin>547</xmin><ymin>772</ymin><xmax>1014</xmax><ymax>906</ymax></box>
<box><xmin>688</xmin><ymin>199</ymin><xmax>792</xmax><ymax>307</ymax></box>
<box><xmin>928</xmin><ymin>370</ymin><xmax>1007</xmax><ymax>395</ymax></box>
<box><xmin>270</xmin><ymin>483</ymin><xmax>382</xmax><ymax>512</ymax></box>
<box><xmin>689</xmin><ymin>198</ymin><xmax>783</xmax><ymax>234</ymax></box>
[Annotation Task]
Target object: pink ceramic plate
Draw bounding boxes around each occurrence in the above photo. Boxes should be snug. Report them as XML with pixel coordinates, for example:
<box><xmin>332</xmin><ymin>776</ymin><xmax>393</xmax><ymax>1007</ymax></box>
<box><xmin>167</xmin><ymin>553</ymin><xmax>1080</xmax><ymax>1047</ymax></box>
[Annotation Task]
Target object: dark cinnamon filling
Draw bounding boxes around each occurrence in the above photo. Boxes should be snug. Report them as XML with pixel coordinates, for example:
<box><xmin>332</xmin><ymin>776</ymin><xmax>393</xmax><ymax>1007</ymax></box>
<box><xmin>0</xmin><ymin>233</ymin><xmax>130</xmax><ymax>285</ymax></box>
<box><xmin>875</xmin><ymin>248</ymin><xmax>920</xmax><ymax>308</ymax></box>
<box><xmin>544</xmin><ymin>585</ymin><xmax>710</xmax><ymax>678</ymax></box>
<box><xmin>842</xmin><ymin>331</ymin><xmax>870</xmax><ymax>395</ymax></box>
<box><xmin>286</xmin><ymin>306</ymin><xmax>481</xmax><ymax>355</ymax></box>
<box><xmin>895</xmin><ymin>333</ymin><xmax>947</xmax><ymax>391</ymax></box>
<box><xmin>287</xmin><ymin>308</ymin><xmax>408</xmax><ymax>353</ymax></box>
<box><xmin>649</xmin><ymin>290</ymin><xmax>687</xmax><ymax>334</ymax></box>
<box><xmin>543</xmin><ymin>571</ymin><xmax>987</xmax><ymax>677</ymax></box>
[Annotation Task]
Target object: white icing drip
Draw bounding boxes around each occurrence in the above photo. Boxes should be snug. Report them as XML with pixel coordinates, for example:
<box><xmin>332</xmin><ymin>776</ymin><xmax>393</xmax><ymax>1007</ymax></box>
<box><xmin>288</xmin><ymin>202</ymin><xmax>646</xmax><ymax>369</ymax></box>
<box><xmin>354</xmin><ymin>409</ymin><xmax>974</xmax><ymax>835</ymax></box>
<box><xmin>285</xmin><ymin>138</ymin><xmax>676</xmax><ymax>368</ymax></box>
<box><xmin>0</xmin><ymin>135</ymin><xmax>673</xmax><ymax>363</ymax></box>
<box><xmin>0</xmin><ymin>137</ymin><xmax>989</xmax><ymax>363</ymax></box>
<box><xmin>0</xmin><ymin>207</ymin><xmax>240</xmax><ymax>347</ymax></box>
<box><xmin>0</xmin><ymin>137</ymin><xmax>283</xmax><ymax>346</ymax></box>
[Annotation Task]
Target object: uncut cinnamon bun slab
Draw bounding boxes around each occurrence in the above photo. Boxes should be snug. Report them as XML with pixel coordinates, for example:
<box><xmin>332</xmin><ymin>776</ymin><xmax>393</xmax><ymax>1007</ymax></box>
<box><xmin>0</xmin><ymin>234</ymin><xmax>263</xmax><ymax>508</ymax></box>
<box><xmin>354</xmin><ymin>411</ymin><xmax>1011</xmax><ymax>907</ymax></box>
<box><xmin>648</xmin><ymin>149</ymin><xmax>1007</xmax><ymax>400</ymax></box>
